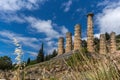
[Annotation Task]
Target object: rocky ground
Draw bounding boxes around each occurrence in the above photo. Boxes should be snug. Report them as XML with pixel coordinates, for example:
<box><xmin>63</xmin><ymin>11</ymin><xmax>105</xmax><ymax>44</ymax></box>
<box><xmin>1</xmin><ymin>50</ymin><xmax>120</xmax><ymax>80</ymax></box>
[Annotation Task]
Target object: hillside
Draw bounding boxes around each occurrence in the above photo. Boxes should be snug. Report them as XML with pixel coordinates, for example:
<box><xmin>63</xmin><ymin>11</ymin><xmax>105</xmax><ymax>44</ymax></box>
<box><xmin>24</xmin><ymin>50</ymin><xmax>120</xmax><ymax>80</ymax></box>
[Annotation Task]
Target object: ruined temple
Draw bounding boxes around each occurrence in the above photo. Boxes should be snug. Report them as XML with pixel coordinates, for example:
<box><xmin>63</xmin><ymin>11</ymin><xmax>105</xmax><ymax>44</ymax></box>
<box><xmin>110</xmin><ymin>32</ymin><xmax>116</xmax><ymax>53</ymax></box>
<box><xmin>74</xmin><ymin>24</ymin><xmax>82</xmax><ymax>50</ymax></box>
<box><xmin>58</xmin><ymin>37</ymin><xmax>64</xmax><ymax>55</ymax></box>
<box><xmin>65</xmin><ymin>32</ymin><xmax>72</xmax><ymax>53</ymax></box>
<box><xmin>87</xmin><ymin>13</ymin><xmax>95</xmax><ymax>53</ymax></box>
<box><xmin>99</xmin><ymin>34</ymin><xmax>107</xmax><ymax>54</ymax></box>
<box><xmin>57</xmin><ymin>13</ymin><xmax>117</xmax><ymax>55</ymax></box>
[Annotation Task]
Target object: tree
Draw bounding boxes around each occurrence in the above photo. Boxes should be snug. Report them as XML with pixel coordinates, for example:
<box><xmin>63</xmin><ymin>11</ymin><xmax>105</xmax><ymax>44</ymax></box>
<box><xmin>52</xmin><ymin>49</ymin><xmax>58</xmax><ymax>58</ymax></box>
<box><xmin>27</xmin><ymin>58</ymin><xmax>30</xmax><ymax>65</ymax></box>
<box><xmin>105</xmin><ymin>32</ymin><xmax>110</xmax><ymax>41</ymax></box>
<box><xmin>82</xmin><ymin>40</ymin><xmax>87</xmax><ymax>48</ymax></box>
<box><xmin>94</xmin><ymin>37</ymin><xmax>100</xmax><ymax>52</ymax></box>
<box><xmin>37</xmin><ymin>43</ymin><xmax>44</xmax><ymax>63</ymax></box>
<box><xmin>0</xmin><ymin>56</ymin><xmax>12</xmax><ymax>70</ymax></box>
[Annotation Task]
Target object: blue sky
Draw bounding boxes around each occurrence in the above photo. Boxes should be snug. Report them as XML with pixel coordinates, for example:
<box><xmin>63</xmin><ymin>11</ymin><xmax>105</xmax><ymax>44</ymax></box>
<box><xmin>0</xmin><ymin>0</ymin><xmax>120</xmax><ymax>63</ymax></box>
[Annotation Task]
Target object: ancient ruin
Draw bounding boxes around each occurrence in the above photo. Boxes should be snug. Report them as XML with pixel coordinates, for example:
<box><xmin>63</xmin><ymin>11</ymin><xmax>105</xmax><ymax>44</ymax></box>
<box><xmin>0</xmin><ymin>11</ymin><xmax>119</xmax><ymax>80</ymax></box>
<box><xmin>110</xmin><ymin>32</ymin><xmax>117</xmax><ymax>53</ymax></box>
<box><xmin>58</xmin><ymin>37</ymin><xmax>64</xmax><ymax>55</ymax></box>
<box><xmin>57</xmin><ymin>13</ymin><xmax>117</xmax><ymax>54</ymax></box>
<box><xmin>65</xmin><ymin>32</ymin><xmax>72</xmax><ymax>53</ymax></box>
<box><xmin>87</xmin><ymin>13</ymin><xmax>95</xmax><ymax>53</ymax></box>
<box><xmin>74</xmin><ymin>24</ymin><xmax>82</xmax><ymax>50</ymax></box>
<box><xmin>99</xmin><ymin>34</ymin><xmax>107</xmax><ymax>54</ymax></box>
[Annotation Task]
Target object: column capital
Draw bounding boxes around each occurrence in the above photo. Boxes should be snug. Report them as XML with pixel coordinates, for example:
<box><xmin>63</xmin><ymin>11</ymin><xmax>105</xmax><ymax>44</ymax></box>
<box><xmin>87</xmin><ymin>13</ymin><xmax>94</xmax><ymax>17</ymax></box>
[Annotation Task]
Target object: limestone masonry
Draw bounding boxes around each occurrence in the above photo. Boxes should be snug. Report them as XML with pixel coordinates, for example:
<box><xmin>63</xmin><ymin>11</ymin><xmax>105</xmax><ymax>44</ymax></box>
<box><xmin>58</xmin><ymin>37</ymin><xmax>64</xmax><ymax>55</ymax></box>
<box><xmin>99</xmin><ymin>34</ymin><xmax>107</xmax><ymax>54</ymax></box>
<box><xmin>87</xmin><ymin>13</ymin><xmax>95</xmax><ymax>53</ymax></box>
<box><xmin>65</xmin><ymin>32</ymin><xmax>72</xmax><ymax>53</ymax></box>
<box><xmin>74</xmin><ymin>24</ymin><xmax>82</xmax><ymax>50</ymax></box>
<box><xmin>57</xmin><ymin>13</ymin><xmax>117</xmax><ymax>54</ymax></box>
<box><xmin>110</xmin><ymin>32</ymin><xmax>117</xmax><ymax>53</ymax></box>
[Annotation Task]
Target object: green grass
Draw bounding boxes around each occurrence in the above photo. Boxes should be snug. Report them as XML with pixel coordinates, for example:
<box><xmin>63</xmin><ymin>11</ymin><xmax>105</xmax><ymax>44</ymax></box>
<box><xmin>64</xmin><ymin>50</ymin><xmax>120</xmax><ymax>80</ymax></box>
<box><xmin>24</xmin><ymin>48</ymin><xmax>120</xmax><ymax>80</ymax></box>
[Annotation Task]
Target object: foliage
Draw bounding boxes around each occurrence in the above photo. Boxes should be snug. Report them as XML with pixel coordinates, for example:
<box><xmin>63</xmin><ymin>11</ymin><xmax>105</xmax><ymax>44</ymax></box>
<box><xmin>52</xmin><ymin>49</ymin><xmax>58</xmax><ymax>57</ymax></box>
<box><xmin>82</xmin><ymin>40</ymin><xmax>87</xmax><ymax>48</ymax></box>
<box><xmin>94</xmin><ymin>37</ymin><xmax>100</xmax><ymax>52</ymax></box>
<box><xmin>27</xmin><ymin>58</ymin><xmax>31</xmax><ymax>65</ymax></box>
<box><xmin>0</xmin><ymin>56</ymin><xmax>12</xmax><ymax>70</ymax></box>
<box><xmin>37</xmin><ymin>43</ymin><xmax>44</xmax><ymax>63</ymax></box>
<box><xmin>27</xmin><ymin>60</ymin><xmax>37</xmax><ymax>66</ymax></box>
<box><xmin>45</xmin><ymin>49</ymin><xmax>58</xmax><ymax>61</ymax></box>
<box><xmin>65</xmin><ymin>51</ymin><xmax>120</xmax><ymax>80</ymax></box>
<box><xmin>105</xmin><ymin>32</ymin><xmax>110</xmax><ymax>41</ymax></box>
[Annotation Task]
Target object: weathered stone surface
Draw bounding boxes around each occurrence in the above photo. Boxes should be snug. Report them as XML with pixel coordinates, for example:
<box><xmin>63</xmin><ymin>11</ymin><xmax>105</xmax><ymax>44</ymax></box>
<box><xmin>87</xmin><ymin>13</ymin><xmax>95</xmax><ymax>53</ymax></box>
<box><xmin>58</xmin><ymin>37</ymin><xmax>64</xmax><ymax>55</ymax></box>
<box><xmin>74</xmin><ymin>24</ymin><xmax>82</xmax><ymax>50</ymax></box>
<box><xmin>65</xmin><ymin>32</ymin><xmax>72</xmax><ymax>53</ymax></box>
<box><xmin>110</xmin><ymin>32</ymin><xmax>117</xmax><ymax>53</ymax></box>
<box><xmin>99</xmin><ymin>34</ymin><xmax>107</xmax><ymax>54</ymax></box>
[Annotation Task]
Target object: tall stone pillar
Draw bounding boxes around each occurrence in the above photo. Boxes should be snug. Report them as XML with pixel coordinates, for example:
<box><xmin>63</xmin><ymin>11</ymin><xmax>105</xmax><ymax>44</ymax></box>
<box><xmin>65</xmin><ymin>32</ymin><xmax>72</xmax><ymax>53</ymax></box>
<box><xmin>58</xmin><ymin>37</ymin><xmax>64</xmax><ymax>55</ymax></box>
<box><xmin>87</xmin><ymin>13</ymin><xmax>95</xmax><ymax>53</ymax></box>
<box><xmin>110</xmin><ymin>32</ymin><xmax>116</xmax><ymax>53</ymax></box>
<box><xmin>74</xmin><ymin>24</ymin><xmax>82</xmax><ymax>50</ymax></box>
<box><xmin>99</xmin><ymin>34</ymin><xmax>107</xmax><ymax>54</ymax></box>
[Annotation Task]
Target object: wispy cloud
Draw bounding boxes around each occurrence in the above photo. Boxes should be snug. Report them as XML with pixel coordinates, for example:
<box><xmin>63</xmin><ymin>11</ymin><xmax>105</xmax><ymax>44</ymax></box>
<box><xmin>96</xmin><ymin>0</ymin><xmax>120</xmax><ymax>34</ymax></box>
<box><xmin>62</xmin><ymin>0</ymin><xmax>72</xmax><ymax>12</ymax></box>
<box><xmin>0</xmin><ymin>0</ymin><xmax>48</xmax><ymax>23</ymax></box>
<box><xmin>0</xmin><ymin>0</ymin><xmax>46</xmax><ymax>12</ymax></box>
<box><xmin>24</xmin><ymin>16</ymin><xmax>69</xmax><ymax>39</ymax></box>
<box><xmin>0</xmin><ymin>30</ymin><xmax>40</xmax><ymax>49</ymax></box>
<box><xmin>0</xmin><ymin>19</ymin><xmax>68</xmax><ymax>54</ymax></box>
<box><xmin>26</xmin><ymin>51</ymin><xmax>38</xmax><ymax>57</ymax></box>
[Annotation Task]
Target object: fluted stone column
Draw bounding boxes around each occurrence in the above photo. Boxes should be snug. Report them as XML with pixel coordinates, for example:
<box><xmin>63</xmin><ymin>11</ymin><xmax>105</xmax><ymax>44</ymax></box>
<box><xmin>58</xmin><ymin>37</ymin><xmax>64</xmax><ymax>55</ymax></box>
<box><xmin>99</xmin><ymin>34</ymin><xmax>107</xmax><ymax>54</ymax></box>
<box><xmin>110</xmin><ymin>32</ymin><xmax>116</xmax><ymax>53</ymax></box>
<box><xmin>74</xmin><ymin>24</ymin><xmax>82</xmax><ymax>50</ymax></box>
<box><xmin>65</xmin><ymin>32</ymin><xmax>72</xmax><ymax>53</ymax></box>
<box><xmin>87</xmin><ymin>13</ymin><xmax>95</xmax><ymax>53</ymax></box>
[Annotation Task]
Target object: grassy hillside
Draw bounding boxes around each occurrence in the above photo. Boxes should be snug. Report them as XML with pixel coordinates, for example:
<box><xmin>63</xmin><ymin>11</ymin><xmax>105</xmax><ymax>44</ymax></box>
<box><xmin>24</xmin><ymin>49</ymin><xmax>120</xmax><ymax>80</ymax></box>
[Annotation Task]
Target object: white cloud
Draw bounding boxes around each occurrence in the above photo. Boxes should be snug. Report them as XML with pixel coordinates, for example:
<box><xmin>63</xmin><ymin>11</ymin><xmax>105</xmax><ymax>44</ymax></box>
<box><xmin>26</xmin><ymin>51</ymin><xmax>38</xmax><ymax>57</ymax></box>
<box><xmin>96</xmin><ymin>0</ymin><xmax>120</xmax><ymax>34</ymax></box>
<box><xmin>97</xmin><ymin>0</ymin><xmax>110</xmax><ymax>7</ymax></box>
<box><xmin>0</xmin><ymin>0</ymin><xmax>47</xmax><ymax>23</ymax></box>
<box><xmin>0</xmin><ymin>15</ymin><xmax>69</xmax><ymax>55</ymax></box>
<box><xmin>0</xmin><ymin>23</ymin><xmax>68</xmax><ymax>54</ymax></box>
<box><xmin>94</xmin><ymin>33</ymin><xmax>100</xmax><ymax>38</ymax></box>
<box><xmin>0</xmin><ymin>14</ymin><xmax>25</xmax><ymax>23</ymax></box>
<box><xmin>0</xmin><ymin>52</ymin><xmax>3</xmax><ymax>54</ymax></box>
<box><xmin>24</xmin><ymin>16</ymin><xmax>68</xmax><ymax>39</ymax></box>
<box><xmin>24</xmin><ymin>16</ymin><xmax>60</xmax><ymax>39</ymax></box>
<box><xmin>0</xmin><ymin>0</ymin><xmax>46</xmax><ymax>12</ymax></box>
<box><xmin>62</xmin><ymin>0</ymin><xmax>72</xmax><ymax>12</ymax></box>
<box><xmin>0</xmin><ymin>30</ymin><xmax>40</xmax><ymax>49</ymax></box>
<box><xmin>82</xmin><ymin>33</ymin><xmax>100</xmax><ymax>41</ymax></box>
<box><xmin>61</xmin><ymin>26</ymin><xmax>69</xmax><ymax>34</ymax></box>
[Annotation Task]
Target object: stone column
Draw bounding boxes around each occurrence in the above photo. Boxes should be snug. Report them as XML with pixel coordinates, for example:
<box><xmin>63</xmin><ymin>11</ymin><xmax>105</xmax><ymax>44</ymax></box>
<box><xmin>110</xmin><ymin>32</ymin><xmax>116</xmax><ymax>53</ymax></box>
<box><xmin>87</xmin><ymin>13</ymin><xmax>95</xmax><ymax>53</ymax></box>
<box><xmin>74</xmin><ymin>24</ymin><xmax>82</xmax><ymax>50</ymax></box>
<box><xmin>99</xmin><ymin>34</ymin><xmax>107</xmax><ymax>54</ymax></box>
<box><xmin>65</xmin><ymin>32</ymin><xmax>72</xmax><ymax>53</ymax></box>
<box><xmin>58</xmin><ymin>37</ymin><xmax>64</xmax><ymax>55</ymax></box>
